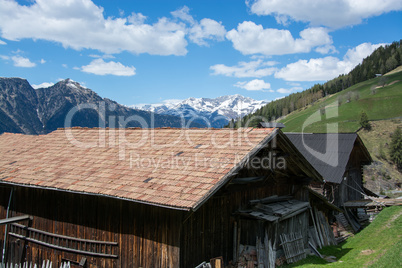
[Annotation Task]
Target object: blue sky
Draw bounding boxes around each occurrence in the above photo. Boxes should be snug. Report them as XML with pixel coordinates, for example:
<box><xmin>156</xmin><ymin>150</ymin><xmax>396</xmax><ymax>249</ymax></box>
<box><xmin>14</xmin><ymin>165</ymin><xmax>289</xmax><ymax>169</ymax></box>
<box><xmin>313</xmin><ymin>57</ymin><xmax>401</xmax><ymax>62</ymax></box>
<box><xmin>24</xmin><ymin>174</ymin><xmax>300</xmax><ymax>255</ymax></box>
<box><xmin>0</xmin><ymin>0</ymin><xmax>401</xmax><ymax>106</ymax></box>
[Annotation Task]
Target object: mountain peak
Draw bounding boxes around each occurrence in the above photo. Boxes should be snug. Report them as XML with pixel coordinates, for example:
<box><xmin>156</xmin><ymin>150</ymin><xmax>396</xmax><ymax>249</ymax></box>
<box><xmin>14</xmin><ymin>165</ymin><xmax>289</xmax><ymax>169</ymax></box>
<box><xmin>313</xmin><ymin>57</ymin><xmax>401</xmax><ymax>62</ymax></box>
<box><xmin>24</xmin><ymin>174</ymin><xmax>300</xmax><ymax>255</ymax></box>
<box><xmin>0</xmin><ymin>77</ymin><xmax>28</xmax><ymax>82</ymax></box>
<box><xmin>59</xmin><ymin>78</ymin><xmax>79</xmax><ymax>87</ymax></box>
<box><xmin>0</xmin><ymin>77</ymin><xmax>188</xmax><ymax>135</ymax></box>
<box><xmin>134</xmin><ymin>94</ymin><xmax>268</xmax><ymax>128</ymax></box>
<box><xmin>50</xmin><ymin>79</ymin><xmax>92</xmax><ymax>94</ymax></box>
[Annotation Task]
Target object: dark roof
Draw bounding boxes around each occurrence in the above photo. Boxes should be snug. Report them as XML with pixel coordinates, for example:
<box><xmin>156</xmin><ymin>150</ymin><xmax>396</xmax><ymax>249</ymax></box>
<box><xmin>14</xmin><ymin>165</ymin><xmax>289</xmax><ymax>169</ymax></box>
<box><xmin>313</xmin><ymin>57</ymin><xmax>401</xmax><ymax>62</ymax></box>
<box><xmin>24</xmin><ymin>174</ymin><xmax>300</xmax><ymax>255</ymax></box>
<box><xmin>363</xmin><ymin>186</ymin><xmax>380</xmax><ymax>198</ymax></box>
<box><xmin>285</xmin><ymin>133</ymin><xmax>371</xmax><ymax>184</ymax></box>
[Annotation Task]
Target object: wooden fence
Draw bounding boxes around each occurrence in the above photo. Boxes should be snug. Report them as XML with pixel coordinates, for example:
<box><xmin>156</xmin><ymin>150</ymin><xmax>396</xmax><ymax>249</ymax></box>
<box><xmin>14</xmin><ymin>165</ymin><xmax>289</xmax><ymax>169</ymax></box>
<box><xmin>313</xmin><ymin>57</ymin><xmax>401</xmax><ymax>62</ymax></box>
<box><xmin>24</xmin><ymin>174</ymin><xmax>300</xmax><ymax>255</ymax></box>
<box><xmin>280</xmin><ymin>232</ymin><xmax>306</xmax><ymax>264</ymax></box>
<box><xmin>0</xmin><ymin>260</ymin><xmax>70</xmax><ymax>268</ymax></box>
<box><xmin>9</xmin><ymin>223</ymin><xmax>118</xmax><ymax>258</ymax></box>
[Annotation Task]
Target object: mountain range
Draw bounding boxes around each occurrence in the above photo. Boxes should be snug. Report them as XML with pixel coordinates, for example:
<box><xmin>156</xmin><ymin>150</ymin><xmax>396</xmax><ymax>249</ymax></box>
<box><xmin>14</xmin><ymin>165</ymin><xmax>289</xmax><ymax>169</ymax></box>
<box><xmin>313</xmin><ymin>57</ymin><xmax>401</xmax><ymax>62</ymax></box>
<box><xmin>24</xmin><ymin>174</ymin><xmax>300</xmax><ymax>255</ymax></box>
<box><xmin>0</xmin><ymin>78</ymin><xmax>266</xmax><ymax>134</ymax></box>
<box><xmin>0</xmin><ymin>77</ymin><xmax>186</xmax><ymax>134</ymax></box>
<box><xmin>133</xmin><ymin>95</ymin><xmax>268</xmax><ymax>128</ymax></box>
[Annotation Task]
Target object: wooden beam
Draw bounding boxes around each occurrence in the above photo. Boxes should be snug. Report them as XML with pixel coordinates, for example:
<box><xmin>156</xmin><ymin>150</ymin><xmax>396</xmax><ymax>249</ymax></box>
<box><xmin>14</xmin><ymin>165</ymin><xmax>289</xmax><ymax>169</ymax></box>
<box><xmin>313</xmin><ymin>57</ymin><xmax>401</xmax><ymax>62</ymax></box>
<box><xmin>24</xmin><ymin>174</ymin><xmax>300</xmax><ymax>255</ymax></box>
<box><xmin>249</xmin><ymin>195</ymin><xmax>292</xmax><ymax>205</ymax></box>
<box><xmin>12</xmin><ymin>223</ymin><xmax>118</xmax><ymax>245</ymax></box>
<box><xmin>233</xmin><ymin>221</ymin><xmax>237</xmax><ymax>263</ymax></box>
<box><xmin>0</xmin><ymin>215</ymin><xmax>31</xmax><ymax>225</ymax></box>
<box><xmin>230</xmin><ymin>176</ymin><xmax>265</xmax><ymax>184</ymax></box>
<box><xmin>9</xmin><ymin>232</ymin><xmax>118</xmax><ymax>258</ymax></box>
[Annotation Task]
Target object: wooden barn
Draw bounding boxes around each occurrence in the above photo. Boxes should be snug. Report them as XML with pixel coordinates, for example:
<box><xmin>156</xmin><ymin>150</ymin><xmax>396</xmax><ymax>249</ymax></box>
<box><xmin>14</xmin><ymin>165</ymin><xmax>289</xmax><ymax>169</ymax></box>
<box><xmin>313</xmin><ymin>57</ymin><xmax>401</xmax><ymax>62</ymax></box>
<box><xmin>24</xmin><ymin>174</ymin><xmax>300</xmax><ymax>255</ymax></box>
<box><xmin>285</xmin><ymin>133</ymin><xmax>372</xmax><ymax>208</ymax></box>
<box><xmin>0</xmin><ymin>127</ymin><xmax>322</xmax><ymax>267</ymax></box>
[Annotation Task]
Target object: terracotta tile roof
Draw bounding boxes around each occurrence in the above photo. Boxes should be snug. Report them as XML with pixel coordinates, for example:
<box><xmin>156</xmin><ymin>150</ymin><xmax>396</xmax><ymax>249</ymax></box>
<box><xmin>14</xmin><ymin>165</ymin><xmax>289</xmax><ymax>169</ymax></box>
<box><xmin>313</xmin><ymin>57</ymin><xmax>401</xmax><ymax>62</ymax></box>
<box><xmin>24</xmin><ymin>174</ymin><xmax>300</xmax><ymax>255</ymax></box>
<box><xmin>0</xmin><ymin>127</ymin><xmax>275</xmax><ymax>210</ymax></box>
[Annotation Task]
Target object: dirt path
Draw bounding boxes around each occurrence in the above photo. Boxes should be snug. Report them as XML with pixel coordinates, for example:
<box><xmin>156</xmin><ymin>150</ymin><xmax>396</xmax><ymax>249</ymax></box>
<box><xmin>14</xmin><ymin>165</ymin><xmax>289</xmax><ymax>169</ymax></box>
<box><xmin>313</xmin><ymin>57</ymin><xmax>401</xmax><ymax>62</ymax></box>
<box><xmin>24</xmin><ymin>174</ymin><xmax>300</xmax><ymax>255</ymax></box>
<box><xmin>375</xmin><ymin>80</ymin><xmax>400</xmax><ymax>89</ymax></box>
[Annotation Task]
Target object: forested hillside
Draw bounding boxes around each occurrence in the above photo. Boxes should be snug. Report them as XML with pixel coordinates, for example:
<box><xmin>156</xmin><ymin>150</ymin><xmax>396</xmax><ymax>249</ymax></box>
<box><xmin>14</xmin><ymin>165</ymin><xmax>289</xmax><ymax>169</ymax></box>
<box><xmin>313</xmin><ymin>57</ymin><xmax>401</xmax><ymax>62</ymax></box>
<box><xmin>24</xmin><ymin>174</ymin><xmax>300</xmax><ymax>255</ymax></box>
<box><xmin>234</xmin><ymin>40</ymin><xmax>402</xmax><ymax>127</ymax></box>
<box><xmin>280</xmin><ymin>70</ymin><xmax>402</xmax><ymax>133</ymax></box>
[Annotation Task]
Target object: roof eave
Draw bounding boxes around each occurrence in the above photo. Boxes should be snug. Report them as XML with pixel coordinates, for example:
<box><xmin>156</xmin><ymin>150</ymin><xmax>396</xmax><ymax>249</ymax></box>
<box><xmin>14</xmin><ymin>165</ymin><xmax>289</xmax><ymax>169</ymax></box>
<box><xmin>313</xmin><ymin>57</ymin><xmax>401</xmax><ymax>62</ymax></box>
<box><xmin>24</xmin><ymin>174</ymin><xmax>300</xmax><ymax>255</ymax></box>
<box><xmin>307</xmin><ymin>186</ymin><xmax>343</xmax><ymax>213</ymax></box>
<box><xmin>0</xmin><ymin>181</ymin><xmax>192</xmax><ymax>212</ymax></box>
<box><xmin>355</xmin><ymin>134</ymin><xmax>373</xmax><ymax>163</ymax></box>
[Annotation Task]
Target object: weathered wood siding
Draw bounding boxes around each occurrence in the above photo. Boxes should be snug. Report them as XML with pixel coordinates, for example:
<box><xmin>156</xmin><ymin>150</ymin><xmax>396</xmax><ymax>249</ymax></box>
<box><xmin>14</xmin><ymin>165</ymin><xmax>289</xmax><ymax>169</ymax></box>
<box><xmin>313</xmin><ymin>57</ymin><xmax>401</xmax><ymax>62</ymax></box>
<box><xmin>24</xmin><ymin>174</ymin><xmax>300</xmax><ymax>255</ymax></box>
<box><xmin>239</xmin><ymin>210</ymin><xmax>309</xmax><ymax>248</ymax></box>
<box><xmin>180</xmin><ymin>176</ymin><xmax>309</xmax><ymax>267</ymax></box>
<box><xmin>319</xmin><ymin>141</ymin><xmax>367</xmax><ymax>208</ymax></box>
<box><xmin>0</xmin><ymin>186</ymin><xmax>182</xmax><ymax>268</ymax></box>
<box><xmin>345</xmin><ymin>142</ymin><xmax>366</xmax><ymax>203</ymax></box>
<box><xmin>179</xmin><ymin>136</ymin><xmax>314</xmax><ymax>267</ymax></box>
<box><xmin>330</xmin><ymin>142</ymin><xmax>365</xmax><ymax>207</ymax></box>
<box><xmin>1</xmin><ymin>133</ymin><xmax>318</xmax><ymax>268</ymax></box>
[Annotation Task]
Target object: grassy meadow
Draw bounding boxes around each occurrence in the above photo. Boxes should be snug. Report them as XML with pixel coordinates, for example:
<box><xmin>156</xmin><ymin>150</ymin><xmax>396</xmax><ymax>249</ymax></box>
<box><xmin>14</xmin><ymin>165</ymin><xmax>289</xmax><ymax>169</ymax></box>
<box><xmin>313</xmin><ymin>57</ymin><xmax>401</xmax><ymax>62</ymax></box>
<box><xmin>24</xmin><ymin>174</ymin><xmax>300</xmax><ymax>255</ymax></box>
<box><xmin>280</xmin><ymin>206</ymin><xmax>402</xmax><ymax>267</ymax></box>
<box><xmin>280</xmin><ymin>71</ymin><xmax>402</xmax><ymax>133</ymax></box>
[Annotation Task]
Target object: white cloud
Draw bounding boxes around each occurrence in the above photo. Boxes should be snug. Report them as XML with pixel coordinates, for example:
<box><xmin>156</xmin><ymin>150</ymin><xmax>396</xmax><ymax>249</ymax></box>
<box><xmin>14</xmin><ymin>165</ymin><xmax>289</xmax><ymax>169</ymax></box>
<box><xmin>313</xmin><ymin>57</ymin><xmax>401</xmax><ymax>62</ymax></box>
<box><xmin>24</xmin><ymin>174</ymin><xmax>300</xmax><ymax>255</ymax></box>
<box><xmin>128</xmin><ymin>12</ymin><xmax>147</xmax><ymax>25</ymax></box>
<box><xmin>276</xmin><ymin>56</ymin><xmax>342</xmax><ymax>81</ymax></box>
<box><xmin>40</xmin><ymin>59</ymin><xmax>46</xmax><ymax>64</ymax></box>
<box><xmin>11</xmin><ymin>56</ymin><xmax>36</xmax><ymax>67</ymax></box>
<box><xmin>275</xmin><ymin>42</ymin><xmax>386</xmax><ymax>81</ymax></box>
<box><xmin>288</xmin><ymin>82</ymin><xmax>301</xmax><ymax>87</ymax></box>
<box><xmin>189</xmin><ymin>18</ymin><xmax>226</xmax><ymax>46</ymax></box>
<box><xmin>248</xmin><ymin>0</ymin><xmax>402</xmax><ymax>28</ymax></box>
<box><xmin>277</xmin><ymin>86</ymin><xmax>303</xmax><ymax>94</ymax></box>
<box><xmin>210</xmin><ymin>59</ymin><xmax>277</xmax><ymax>78</ymax></box>
<box><xmin>81</xmin><ymin>59</ymin><xmax>136</xmax><ymax>76</ymax></box>
<box><xmin>172</xmin><ymin>6</ymin><xmax>226</xmax><ymax>46</ymax></box>
<box><xmin>226</xmin><ymin>21</ymin><xmax>332</xmax><ymax>56</ymax></box>
<box><xmin>32</xmin><ymin>82</ymin><xmax>54</xmax><ymax>89</ymax></box>
<box><xmin>0</xmin><ymin>0</ymin><xmax>188</xmax><ymax>56</ymax></box>
<box><xmin>315</xmin><ymin>44</ymin><xmax>338</xmax><ymax>54</ymax></box>
<box><xmin>89</xmin><ymin>54</ymin><xmax>115</xmax><ymax>59</ymax></box>
<box><xmin>171</xmin><ymin>6</ymin><xmax>195</xmax><ymax>24</ymax></box>
<box><xmin>343</xmin><ymin>42</ymin><xmax>385</xmax><ymax>66</ymax></box>
<box><xmin>0</xmin><ymin>1</ymin><xmax>226</xmax><ymax>55</ymax></box>
<box><xmin>0</xmin><ymin>39</ymin><xmax>6</xmax><ymax>45</ymax></box>
<box><xmin>234</xmin><ymin>79</ymin><xmax>272</xmax><ymax>91</ymax></box>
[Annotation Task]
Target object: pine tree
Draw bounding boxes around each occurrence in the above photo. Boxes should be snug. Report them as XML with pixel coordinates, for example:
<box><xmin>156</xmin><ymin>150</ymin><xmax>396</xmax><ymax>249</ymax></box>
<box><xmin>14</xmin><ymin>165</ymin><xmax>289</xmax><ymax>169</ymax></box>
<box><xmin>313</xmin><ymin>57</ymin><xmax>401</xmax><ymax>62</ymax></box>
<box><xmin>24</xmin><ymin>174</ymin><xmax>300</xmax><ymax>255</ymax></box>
<box><xmin>359</xmin><ymin>111</ymin><xmax>371</xmax><ymax>130</ymax></box>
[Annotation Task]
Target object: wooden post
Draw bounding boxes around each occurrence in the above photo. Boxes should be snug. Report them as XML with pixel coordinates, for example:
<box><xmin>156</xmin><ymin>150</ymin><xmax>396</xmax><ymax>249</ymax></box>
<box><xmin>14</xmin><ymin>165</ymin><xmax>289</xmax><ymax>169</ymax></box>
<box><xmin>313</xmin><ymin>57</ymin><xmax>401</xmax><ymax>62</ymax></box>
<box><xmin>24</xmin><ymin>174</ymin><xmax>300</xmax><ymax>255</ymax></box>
<box><xmin>237</xmin><ymin>220</ymin><xmax>241</xmax><ymax>263</ymax></box>
<box><xmin>273</xmin><ymin>221</ymin><xmax>278</xmax><ymax>252</ymax></box>
<box><xmin>1</xmin><ymin>187</ymin><xmax>13</xmax><ymax>266</ymax></box>
<box><xmin>265</xmin><ymin>229</ymin><xmax>275</xmax><ymax>268</ymax></box>
<box><xmin>233</xmin><ymin>221</ymin><xmax>237</xmax><ymax>263</ymax></box>
<box><xmin>313</xmin><ymin>207</ymin><xmax>325</xmax><ymax>247</ymax></box>
<box><xmin>256</xmin><ymin>236</ymin><xmax>263</xmax><ymax>268</ymax></box>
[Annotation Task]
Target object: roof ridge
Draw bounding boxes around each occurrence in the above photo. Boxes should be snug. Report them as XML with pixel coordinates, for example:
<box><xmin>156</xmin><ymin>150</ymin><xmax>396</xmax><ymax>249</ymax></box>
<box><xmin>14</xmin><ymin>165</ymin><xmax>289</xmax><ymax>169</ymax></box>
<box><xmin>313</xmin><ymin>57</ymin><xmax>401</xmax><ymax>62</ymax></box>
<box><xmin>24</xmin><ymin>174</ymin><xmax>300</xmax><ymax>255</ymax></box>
<box><xmin>54</xmin><ymin>127</ymin><xmax>270</xmax><ymax>131</ymax></box>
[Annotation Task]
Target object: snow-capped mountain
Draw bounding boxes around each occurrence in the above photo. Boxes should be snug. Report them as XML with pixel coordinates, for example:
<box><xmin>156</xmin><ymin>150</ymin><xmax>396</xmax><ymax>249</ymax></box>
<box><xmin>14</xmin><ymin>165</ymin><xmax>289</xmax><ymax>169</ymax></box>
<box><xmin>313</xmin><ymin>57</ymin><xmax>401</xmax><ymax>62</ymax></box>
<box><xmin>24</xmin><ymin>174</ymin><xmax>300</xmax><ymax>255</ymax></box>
<box><xmin>133</xmin><ymin>94</ymin><xmax>268</xmax><ymax>128</ymax></box>
<box><xmin>0</xmin><ymin>77</ymin><xmax>187</xmax><ymax>134</ymax></box>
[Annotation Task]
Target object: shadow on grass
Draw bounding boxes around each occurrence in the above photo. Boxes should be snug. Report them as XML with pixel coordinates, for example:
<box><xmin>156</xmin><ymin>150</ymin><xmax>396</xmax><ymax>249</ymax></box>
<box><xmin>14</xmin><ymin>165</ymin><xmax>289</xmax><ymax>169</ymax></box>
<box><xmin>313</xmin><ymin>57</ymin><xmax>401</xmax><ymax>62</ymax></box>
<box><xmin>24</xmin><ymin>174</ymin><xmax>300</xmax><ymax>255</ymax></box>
<box><xmin>279</xmin><ymin>243</ymin><xmax>353</xmax><ymax>267</ymax></box>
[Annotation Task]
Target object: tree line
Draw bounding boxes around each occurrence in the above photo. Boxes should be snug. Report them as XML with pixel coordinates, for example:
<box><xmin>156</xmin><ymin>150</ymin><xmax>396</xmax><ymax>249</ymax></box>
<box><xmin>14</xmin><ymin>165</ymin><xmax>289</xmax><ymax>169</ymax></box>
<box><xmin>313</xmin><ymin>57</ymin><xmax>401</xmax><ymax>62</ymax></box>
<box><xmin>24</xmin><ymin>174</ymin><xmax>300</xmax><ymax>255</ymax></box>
<box><xmin>230</xmin><ymin>40</ymin><xmax>402</xmax><ymax>128</ymax></box>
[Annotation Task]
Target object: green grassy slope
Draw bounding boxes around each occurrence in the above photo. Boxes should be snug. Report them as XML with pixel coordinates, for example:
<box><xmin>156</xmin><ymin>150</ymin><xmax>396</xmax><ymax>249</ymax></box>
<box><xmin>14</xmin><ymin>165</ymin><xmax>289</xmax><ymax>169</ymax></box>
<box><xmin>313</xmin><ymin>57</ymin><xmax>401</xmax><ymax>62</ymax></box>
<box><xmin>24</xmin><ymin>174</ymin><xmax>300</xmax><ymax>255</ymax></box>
<box><xmin>358</xmin><ymin>119</ymin><xmax>402</xmax><ymax>190</ymax></box>
<box><xmin>280</xmin><ymin>71</ymin><xmax>402</xmax><ymax>133</ymax></box>
<box><xmin>281</xmin><ymin>206</ymin><xmax>402</xmax><ymax>267</ymax></box>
